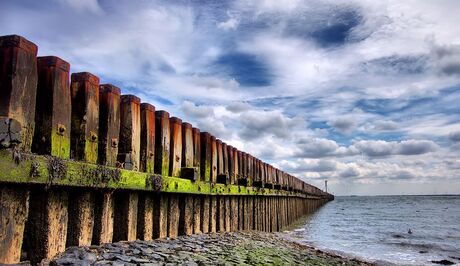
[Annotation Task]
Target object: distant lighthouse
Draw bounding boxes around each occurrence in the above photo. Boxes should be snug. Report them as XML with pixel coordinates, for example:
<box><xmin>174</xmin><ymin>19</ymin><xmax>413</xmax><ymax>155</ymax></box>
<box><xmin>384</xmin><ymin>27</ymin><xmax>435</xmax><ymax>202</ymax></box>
<box><xmin>325</xmin><ymin>180</ymin><xmax>328</xmax><ymax>193</ymax></box>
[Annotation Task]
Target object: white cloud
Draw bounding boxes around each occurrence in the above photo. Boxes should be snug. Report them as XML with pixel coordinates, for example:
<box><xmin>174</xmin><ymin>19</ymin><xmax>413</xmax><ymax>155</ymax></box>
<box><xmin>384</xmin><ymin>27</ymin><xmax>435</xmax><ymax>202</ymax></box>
<box><xmin>3</xmin><ymin>0</ymin><xmax>459</xmax><ymax>195</ymax></box>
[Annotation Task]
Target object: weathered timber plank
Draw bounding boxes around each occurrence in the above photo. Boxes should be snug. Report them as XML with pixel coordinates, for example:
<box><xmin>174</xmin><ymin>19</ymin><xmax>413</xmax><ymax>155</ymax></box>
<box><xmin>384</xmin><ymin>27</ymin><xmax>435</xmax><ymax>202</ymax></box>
<box><xmin>66</xmin><ymin>190</ymin><xmax>94</xmax><ymax>247</ymax></box>
<box><xmin>200</xmin><ymin>132</ymin><xmax>211</xmax><ymax>182</ymax></box>
<box><xmin>167</xmin><ymin>194</ymin><xmax>179</xmax><ymax>238</ymax></box>
<box><xmin>193</xmin><ymin>196</ymin><xmax>201</xmax><ymax>234</ymax></box>
<box><xmin>181</xmin><ymin>122</ymin><xmax>193</xmax><ymax>168</ymax></box>
<box><xmin>0</xmin><ymin>35</ymin><xmax>38</xmax><ymax>152</ymax></box>
<box><xmin>209</xmin><ymin>196</ymin><xmax>217</xmax><ymax>233</ymax></box>
<box><xmin>113</xmin><ymin>191</ymin><xmax>138</xmax><ymax>241</ymax></box>
<box><xmin>118</xmin><ymin>95</ymin><xmax>141</xmax><ymax>171</ymax></box>
<box><xmin>137</xmin><ymin>193</ymin><xmax>154</xmax><ymax>240</ymax></box>
<box><xmin>152</xmin><ymin>194</ymin><xmax>167</xmax><ymax>239</ymax></box>
<box><xmin>98</xmin><ymin>84</ymin><xmax>120</xmax><ymax>167</ymax></box>
<box><xmin>140</xmin><ymin>103</ymin><xmax>155</xmax><ymax>173</ymax></box>
<box><xmin>169</xmin><ymin>117</ymin><xmax>182</xmax><ymax>177</ymax></box>
<box><xmin>0</xmin><ymin>186</ymin><xmax>29</xmax><ymax>264</ymax></box>
<box><xmin>154</xmin><ymin>111</ymin><xmax>169</xmax><ymax>176</ymax></box>
<box><xmin>201</xmin><ymin>195</ymin><xmax>210</xmax><ymax>233</ymax></box>
<box><xmin>33</xmin><ymin>56</ymin><xmax>71</xmax><ymax>158</ymax></box>
<box><xmin>26</xmin><ymin>188</ymin><xmax>68</xmax><ymax>264</ymax></box>
<box><xmin>179</xmin><ymin>195</ymin><xmax>193</xmax><ymax>236</ymax></box>
<box><xmin>92</xmin><ymin>191</ymin><xmax>114</xmax><ymax>244</ymax></box>
<box><xmin>70</xmin><ymin>72</ymin><xmax>99</xmax><ymax>163</ymax></box>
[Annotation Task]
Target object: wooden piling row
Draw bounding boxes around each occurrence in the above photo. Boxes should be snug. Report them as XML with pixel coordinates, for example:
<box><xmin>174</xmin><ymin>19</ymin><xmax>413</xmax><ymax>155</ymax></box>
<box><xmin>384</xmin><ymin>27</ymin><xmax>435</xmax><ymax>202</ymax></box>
<box><xmin>0</xmin><ymin>34</ymin><xmax>333</xmax><ymax>264</ymax></box>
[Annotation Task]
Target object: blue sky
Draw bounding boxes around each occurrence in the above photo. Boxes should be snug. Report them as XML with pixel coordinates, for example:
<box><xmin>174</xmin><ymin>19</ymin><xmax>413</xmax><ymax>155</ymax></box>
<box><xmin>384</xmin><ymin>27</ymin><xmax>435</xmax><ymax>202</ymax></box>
<box><xmin>2</xmin><ymin>0</ymin><xmax>460</xmax><ymax>195</ymax></box>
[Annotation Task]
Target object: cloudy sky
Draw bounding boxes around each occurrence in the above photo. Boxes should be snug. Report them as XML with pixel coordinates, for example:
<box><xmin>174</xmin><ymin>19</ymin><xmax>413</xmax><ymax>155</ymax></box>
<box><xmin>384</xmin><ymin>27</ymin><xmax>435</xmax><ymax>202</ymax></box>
<box><xmin>2</xmin><ymin>0</ymin><xmax>460</xmax><ymax>195</ymax></box>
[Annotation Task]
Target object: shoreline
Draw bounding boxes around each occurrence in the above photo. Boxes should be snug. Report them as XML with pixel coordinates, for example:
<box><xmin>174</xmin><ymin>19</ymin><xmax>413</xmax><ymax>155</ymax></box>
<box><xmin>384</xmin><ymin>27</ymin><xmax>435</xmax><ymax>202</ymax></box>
<box><xmin>45</xmin><ymin>231</ymin><xmax>374</xmax><ymax>266</ymax></box>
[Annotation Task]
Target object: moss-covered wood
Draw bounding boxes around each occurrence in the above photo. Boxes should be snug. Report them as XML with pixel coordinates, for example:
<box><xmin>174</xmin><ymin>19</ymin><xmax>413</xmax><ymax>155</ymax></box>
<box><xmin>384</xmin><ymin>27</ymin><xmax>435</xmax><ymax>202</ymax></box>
<box><xmin>0</xmin><ymin>150</ymin><xmax>325</xmax><ymax>198</ymax></box>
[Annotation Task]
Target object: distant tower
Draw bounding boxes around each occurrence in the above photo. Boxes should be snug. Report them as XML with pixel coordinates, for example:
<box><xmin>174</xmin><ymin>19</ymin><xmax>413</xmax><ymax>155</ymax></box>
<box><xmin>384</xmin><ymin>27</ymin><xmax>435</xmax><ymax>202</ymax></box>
<box><xmin>325</xmin><ymin>180</ymin><xmax>328</xmax><ymax>193</ymax></box>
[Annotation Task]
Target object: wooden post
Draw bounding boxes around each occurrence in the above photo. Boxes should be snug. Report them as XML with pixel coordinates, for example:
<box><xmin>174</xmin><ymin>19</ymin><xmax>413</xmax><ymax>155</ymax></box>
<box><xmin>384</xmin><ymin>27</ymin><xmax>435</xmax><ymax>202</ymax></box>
<box><xmin>181</xmin><ymin>122</ymin><xmax>194</xmax><ymax>167</ymax></box>
<box><xmin>225</xmin><ymin>196</ymin><xmax>231</xmax><ymax>232</ymax></box>
<box><xmin>167</xmin><ymin>195</ymin><xmax>179</xmax><ymax>238</ymax></box>
<box><xmin>248</xmin><ymin>154</ymin><xmax>253</xmax><ymax>187</ymax></box>
<box><xmin>233</xmin><ymin>148</ymin><xmax>239</xmax><ymax>185</ymax></box>
<box><xmin>98</xmin><ymin>84</ymin><xmax>120</xmax><ymax>167</ymax></box>
<box><xmin>227</xmin><ymin>145</ymin><xmax>234</xmax><ymax>184</ymax></box>
<box><xmin>192</xmin><ymin>127</ymin><xmax>200</xmax><ymax>177</ymax></box>
<box><xmin>154</xmin><ymin>111</ymin><xmax>170</xmax><ymax>176</ymax></box>
<box><xmin>25</xmin><ymin>188</ymin><xmax>68</xmax><ymax>264</ymax></box>
<box><xmin>193</xmin><ymin>196</ymin><xmax>201</xmax><ymax>234</ymax></box>
<box><xmin>247</xmin><ymin>197</ymin><xmax>253</xmax><ymax>230</ymax></box>
<box><xmin>201</xmin><ymin>196</ymin><xmax>210</xmax><ymax>233</ymax></box>
<box><xmin>92</xmin><ymin>191</ymin><xmax>114</xmax><ymax>244</ymax></box>
<box><xmin>200</xmin><ymin>132</ymin><xmax>211</xmax><ymax>181</ymax></box>
<box><xmin>222</xmin><ymin>142</ymin><xmax>229</xmax><ymax>181</ymax></box>
<box><xmin>118</xmin><ymin>95</ymin><xmax>141</xmax><ymax>171</ymax></box>
<box><xmin>217</xmin><ymin>196</ymin><xmax>225</xmax><ymax>232</ymax></box>
<box><xmin>216</xmin><ymin>139</ymin><xmax>223</xmax><ymax>177</ymax></box>
<box><xmin>92</xmin><ymin>84</ymin><xmax>121</xmax><ymax>245</ymax></box>
<box><xmin>66</xmin><ymin>189</ymin><xmax>94</xmax><ymax>247</ymax></box>
<box><xmin>137</xmin><ymin>193</ymin><xmax>154</xmax><ymax>240</ymax></box>
<box><xmin>70</xmin><ymin>72</ymin><xmax>99</xmax><ymax>163</ymax></box>
<box><xmin>0</xmin><ymin>35</ymin><xmax>38</xmax><ymax>152</ymax></box>
<box><xmin>253</xmin><ymin>197</ymin><xmax>259</xmax><ymax>231</ymax></box>
<box><xmin>210</xmin><ymin>136</ymin><xmax>217</xmax><ymax>183</ymax></box>
<box><xmin>217</xmin><ymin>141</ymin><xmax>229</xmax><ymax>184</ymax></box>
<box><xmin>0</xmin><ymin>187</ymin><xmax>29</xmax><ymax>264</ymax></box>
<box><xmin>238</xmin><ymin>196</ymin><xmax>244</xmax><ymax>230</ymax></box>
<box><xmin>0</xmin><ymin>36</ymin><xmax>37</xmax><ymax>263</ymax></box>
<box><xmin>33</xmin><ymin>56</ymin><xmax>71</xmax><ymax>158</ymax></box>
<box><xmin>153</xmin><ymin>194</ymin><xmax>168</xmax><ymax>239</ymax></box>
<box><xmin>179</xmin><ymin>195</ymin><xmax>193</xmax><ymax>236</ymax></box>
<box><xmin>181</xmin><ymin>122</ymin><xmax>197</xmax><ymax>180</ymax></box>
<box><xmin>210</xmin><ymin>196</ymin><xmax>217</xmax><ymax>233</ymax></box>
<box><xmin>169</xmin><ymin>117</ymin><xmax>182</xmax><ymax>177</ymax></box>
<box><xmin>113</xmin><ymin>191</ymin><xmax>138</xmax><ymax>241</ymax></box>
<box><xmin>140</xmin><ymin>103</ymin><xmax>155</xmax><ymax>173</ymax></box>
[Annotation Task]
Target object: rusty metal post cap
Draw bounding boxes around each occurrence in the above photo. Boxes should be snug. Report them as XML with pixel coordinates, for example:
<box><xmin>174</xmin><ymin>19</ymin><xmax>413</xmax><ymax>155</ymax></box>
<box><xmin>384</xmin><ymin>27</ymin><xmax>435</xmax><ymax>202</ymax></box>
<box><xmin>182</xmin><ymin>122</ymin><xmax>192</xmax><ymax>129</ymax></box>
<box><xmin>170</xmin><ymin>117</ymin><xmax>182</xmax><ymax>124</ymax></box>
<box><xmin>0</xmin><ymin>34</ymin><xmax>38</xmax><ymax>54</ymax></box>
<box><xmin>140</xmin><ymin>103</ymin><xmax>155</xmax><ymax>111</ymax></box>
<box><xmin>37</xmin><ymin>56</ymin><xmax>70</xmax><ymax>71</ymax></box>
<box><xmin>71</xmin><ymin>72</ymin><xmax>100</xmax><ymax>85</ymax></box>
<box><xmin>100</xmin><ymin>84</ymin><xmax>121</xmax><ymax>95</ymax></box>
<box><xmin>155</xmin><ymin>110</ymin><xmax>169</xmax><ymax>118</ymax></box>
<box><xmin>121</xmin><ymin>94</ymin><xmax>140</xmax><ymax>104</ymax></box>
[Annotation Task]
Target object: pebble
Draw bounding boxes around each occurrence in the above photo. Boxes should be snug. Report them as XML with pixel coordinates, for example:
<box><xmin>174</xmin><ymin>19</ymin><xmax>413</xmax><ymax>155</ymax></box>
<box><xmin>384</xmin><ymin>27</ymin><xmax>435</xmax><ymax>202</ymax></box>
<box><xmin>48</xmin><ymin>232</ymin><xmax>373</xmax><ymax>266</ymax></box>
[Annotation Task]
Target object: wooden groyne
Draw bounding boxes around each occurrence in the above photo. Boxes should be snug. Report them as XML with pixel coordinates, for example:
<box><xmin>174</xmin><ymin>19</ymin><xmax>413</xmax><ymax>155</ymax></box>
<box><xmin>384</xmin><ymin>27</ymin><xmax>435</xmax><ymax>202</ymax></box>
<box><xmin>0</xmin><ymin>35</ymin><xmax>333</xmax><ymax>264</ymax></box>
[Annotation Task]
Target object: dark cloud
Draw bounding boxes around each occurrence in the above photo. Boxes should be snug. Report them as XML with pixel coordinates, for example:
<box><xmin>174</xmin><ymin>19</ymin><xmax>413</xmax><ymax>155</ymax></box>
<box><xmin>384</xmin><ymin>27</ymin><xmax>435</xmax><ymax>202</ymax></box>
<box><xmin>449</xmin><ymin>131</ymin><xmax>460</xmax><ymax>142</ymax></box>
<box><xmin>430</xmin><ymin>44</ymin><xmax>460</xmax><ymax>76</ymax></box>
<box><xmin>397</xmin><ymin>140</ymin><xmax>437</xmax><ymax>155</ymax></box>
<box><xmin>352</xmin><ymin>140</ymin><xmax>437</xmax><ymax>157</ymax></box>
<box><xmin>328</xmin><ymin>117</ymin><xmax>355</xmax><ymax>132</ymax></box>
<box><xmin>374</xmin><ymin>120</ymin><xmax>399</xmax><ymax>131</ymax></box>
<box><xmin>391</xmin><ymin>170</ymin><xmax>415</xmax><ymax>180</ymax></box>
<box><xmin>361</xmin><ymin>55</ymin><xmax>428</xmax><ymax>75</ymax></box>
<box><xmin>339</xmin><ymin>167</ymin><xmax>360</xmax><ymax>178</ymax></box>
<box><xmin>226</xmin><ymin>102</ymin><xmax>251</xmax><ymax>113</ymax></box>
<box><xmin>309</xmin><ymin>160</ymin><xmax>338</xmax><ymax>172</ymax></box>
<box><xmin>295</xmin><ymin>138</ymin><xmax>355</xmax><ymax>158</ymax></box>
<box><xmin>239</xmin><ymin>111</ymin><xmax>302</xmax><ymax>140</ymax></box>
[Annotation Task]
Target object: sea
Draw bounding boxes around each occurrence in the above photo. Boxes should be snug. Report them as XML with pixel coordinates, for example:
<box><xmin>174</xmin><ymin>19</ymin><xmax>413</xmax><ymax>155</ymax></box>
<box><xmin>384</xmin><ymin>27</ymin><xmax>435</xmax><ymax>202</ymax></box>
<box><xmin>285</xmin><ymin>195</ymin><xmax>460</xmax><ymax>266</ymax></box>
